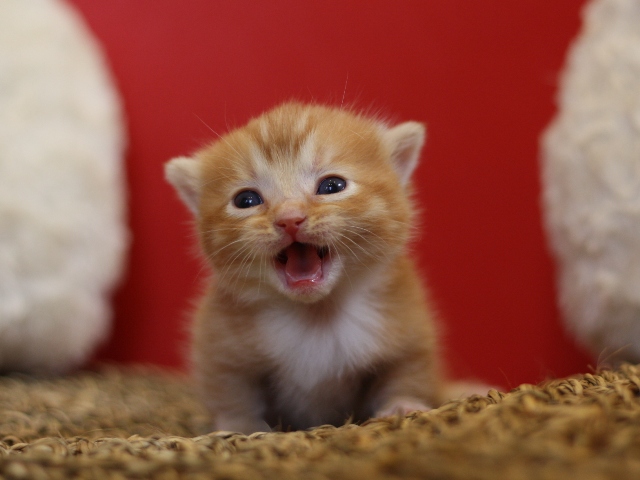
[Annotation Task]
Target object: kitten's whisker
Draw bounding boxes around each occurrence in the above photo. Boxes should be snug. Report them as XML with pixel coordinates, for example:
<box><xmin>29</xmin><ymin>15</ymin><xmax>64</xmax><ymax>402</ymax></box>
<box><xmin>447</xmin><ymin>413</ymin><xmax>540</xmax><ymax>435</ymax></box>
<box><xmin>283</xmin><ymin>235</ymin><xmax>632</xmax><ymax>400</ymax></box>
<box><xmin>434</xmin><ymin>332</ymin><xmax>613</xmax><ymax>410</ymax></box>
<box><xmin>334</xmin><ymin>236</ymin><xmax>372</xmax><ymax>272</ymax></box>
<box><xmin>342</xmin><ymin>227</ymin><xmax>380</xmax><ymax>248</ymax></box>
<box><xmin>194</xmin><ymin>113</ymin><xmax>222</xmax><ymax>139</ymax></box>
<box><xmin>257</xmin><ymin>254</ymin><xmax>266</xmax><ymax>297</ymax></box>
<box><xmin>342</xmin><ymin>229</ymin><xmax>389</xmax><ymax>260</ymax></box>
<box><xmin>379</xmin><ymin>218</ymin><xmax>411</xmax><ymax>227</ymax></box>
<box><xmin>231</xmin><ymin>250</ymin><xmax>250</xmax><ymax>291</ymax></box>
<box><xmin>200</xmin><ymin>173</ymin><xmax>233</xmax><ymax>186</ymax></box>
<box><xmin>244</xmin><ymin>252</ymin><xmax>264</xmax><ymax>297</ymax></box>
<box><xmin>346</xmin><ymin>225</ymin><xmax>385</xmax><ymax>240</ymax></box>
<box><xmin>186</xmin><ymin>226</ymin><xmax>240</xmax><ymax>239</ymax></box>
<box><xmin>210</xmin><ymin>238</ymin><xmax>246</xmax><ymax>257</ymax></box>
<box><xmin>217</xmin><ymin>165</ymin><xmax>247</xmax><ymax>174</ymax></box>
<box><xmin>219</xmin><ymin>244</ymin><xmax>250</xmax><ymax>276</ymax></box>
<box><xmin>198</xmin><ymin>170</ymin><xmax>238</xmax><ymax>189</ymax></box>
<box><xmin>341</xmin><ymin>74</ymin><xmax>348</xmax><ymax>109</ymax></box>
<box><xmin>342</xmin><ymin>234</ymin><xmax>382</xmax><ymax>251</ymax></box>
<box><xmin>342</xmin><ymin>227</ymin><xmax>396</xmax><ymax>256</ymax></box>
<box><xmin>346</xmin><ymin>128</ymin><xmax>364</xmax><ymax>140</ymax></box>
<box><xmin>216</xmin><ymin>244</ymin><xmax>252</xmax><ymax>287</ymax></box>
<box><xmin>232</xmin><ymin>248</ymin><xmax>257</xmax><ymax>296</ymax></box>
<box><xmin>201</xmin><ymin>226</ymin><xmax>240</xmax><ymax>235</ymax></box>
<box><xmin>198</xmin><ymin>158</ymin><xmax>265</xmax><ymax>189</ymax></box>
<box><xmin>194</xmin><ymin>113</ymin><xmax>246</xmax><ymax>161</ymax></box>
<box><xmin>339</xmin><ymin>233</ymin><xmax>374</xmax><ymax>260</ymax></box>
<box><xmin>329</xmin><ymin>241</ymin><xmax>353</xmax><ymax>290</ymax></box>
<box><xmin>210</xmin><ymin>159</ymin><xmax>247</xmax><ymax>170</ymax></box>
<box><xmin>193</xmin><ymin>259</ymin><xmax>213</xmax><ymax>285</ymax></box>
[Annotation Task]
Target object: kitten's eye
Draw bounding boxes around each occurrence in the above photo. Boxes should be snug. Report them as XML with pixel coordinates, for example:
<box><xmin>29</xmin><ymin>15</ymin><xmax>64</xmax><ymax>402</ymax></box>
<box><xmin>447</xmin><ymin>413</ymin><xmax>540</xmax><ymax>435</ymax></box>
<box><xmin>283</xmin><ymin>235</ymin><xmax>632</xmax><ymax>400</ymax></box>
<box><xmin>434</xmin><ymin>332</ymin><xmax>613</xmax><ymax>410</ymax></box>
<box><xmin>234</xmin><ymin>190</ymin><xmax>263</xmax><ymax>208</ymax></box>
<box><xmin>317</xmin><ymin>176</ymin><xmax>346</xmax><ymax>195</ymax></box>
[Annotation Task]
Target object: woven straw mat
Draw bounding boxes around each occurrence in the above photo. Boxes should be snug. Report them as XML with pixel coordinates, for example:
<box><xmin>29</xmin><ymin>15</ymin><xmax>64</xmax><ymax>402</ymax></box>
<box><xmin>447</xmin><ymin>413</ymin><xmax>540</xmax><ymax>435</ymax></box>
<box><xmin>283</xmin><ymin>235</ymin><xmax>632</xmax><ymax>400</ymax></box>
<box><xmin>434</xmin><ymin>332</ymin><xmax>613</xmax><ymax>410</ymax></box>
<box><xmin>1</xmin><ymin>364</ymin><xmax>640</xmax><ymax>479</ymax></box>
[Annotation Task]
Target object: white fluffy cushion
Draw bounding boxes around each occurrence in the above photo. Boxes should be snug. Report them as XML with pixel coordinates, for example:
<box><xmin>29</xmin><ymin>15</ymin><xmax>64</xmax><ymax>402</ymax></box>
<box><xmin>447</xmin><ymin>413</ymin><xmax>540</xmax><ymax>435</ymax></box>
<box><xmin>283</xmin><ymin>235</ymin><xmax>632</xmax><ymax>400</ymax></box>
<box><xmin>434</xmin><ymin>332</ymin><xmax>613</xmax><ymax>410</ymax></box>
<box><xmin>542</xmin><ymin>0</ymin><xmax>640</xmax><ymax>362</ymax></box>
<box><xmin>0</xmin><ymin>0</ymin><xmax>128</xmax><ymax>372</ymax></box>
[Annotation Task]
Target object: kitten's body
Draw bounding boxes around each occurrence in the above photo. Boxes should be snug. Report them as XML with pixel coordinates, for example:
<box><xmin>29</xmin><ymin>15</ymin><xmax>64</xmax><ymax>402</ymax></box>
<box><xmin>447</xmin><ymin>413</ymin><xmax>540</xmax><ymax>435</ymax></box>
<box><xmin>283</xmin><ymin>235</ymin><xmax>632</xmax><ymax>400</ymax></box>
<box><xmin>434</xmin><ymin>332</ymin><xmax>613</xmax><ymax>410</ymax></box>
<box><xmin>166</xmin><ymin>103</ymin><xmax>443</xmax><ymax>433</ymax></box>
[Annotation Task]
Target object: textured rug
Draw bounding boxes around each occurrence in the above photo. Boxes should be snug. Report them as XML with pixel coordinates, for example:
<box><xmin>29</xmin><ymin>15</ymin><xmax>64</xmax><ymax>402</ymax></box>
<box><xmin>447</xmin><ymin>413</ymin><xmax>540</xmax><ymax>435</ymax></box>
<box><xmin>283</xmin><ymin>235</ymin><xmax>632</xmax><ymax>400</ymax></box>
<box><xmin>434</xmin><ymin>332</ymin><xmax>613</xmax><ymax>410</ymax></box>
<box><xmin>1</xmin><ymin>365</ymin><xmax>640</xmax><ymax>479</ymax></box>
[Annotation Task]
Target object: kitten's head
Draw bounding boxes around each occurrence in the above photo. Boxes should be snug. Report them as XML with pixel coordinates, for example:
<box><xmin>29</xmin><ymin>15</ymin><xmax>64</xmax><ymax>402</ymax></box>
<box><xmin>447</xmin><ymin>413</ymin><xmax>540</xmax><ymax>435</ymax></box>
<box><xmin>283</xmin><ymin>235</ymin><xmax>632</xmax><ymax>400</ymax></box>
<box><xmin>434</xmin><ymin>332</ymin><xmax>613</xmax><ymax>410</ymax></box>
<box><xmin>166</xmin><ymin>103</ymin><xmax>425</xmax><ymax>303</ymax></box>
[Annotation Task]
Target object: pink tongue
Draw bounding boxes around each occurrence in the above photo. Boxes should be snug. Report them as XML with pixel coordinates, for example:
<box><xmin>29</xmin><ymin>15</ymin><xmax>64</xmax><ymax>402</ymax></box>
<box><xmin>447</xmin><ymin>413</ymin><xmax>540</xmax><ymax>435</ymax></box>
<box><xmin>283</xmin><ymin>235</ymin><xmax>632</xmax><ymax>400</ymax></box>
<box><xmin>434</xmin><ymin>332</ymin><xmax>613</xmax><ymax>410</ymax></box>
<box><xmin>284</xmin><ymin>243</ymin><xmax>322</xmax><ymax>283</ymax></box>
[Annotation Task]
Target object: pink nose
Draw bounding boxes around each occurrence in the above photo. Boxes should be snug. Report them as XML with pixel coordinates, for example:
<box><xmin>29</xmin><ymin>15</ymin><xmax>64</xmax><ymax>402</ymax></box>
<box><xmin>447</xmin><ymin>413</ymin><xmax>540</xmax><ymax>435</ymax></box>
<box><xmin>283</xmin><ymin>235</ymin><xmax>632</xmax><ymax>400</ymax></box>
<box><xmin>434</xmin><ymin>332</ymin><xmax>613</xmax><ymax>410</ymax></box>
<box><xmin>276</xmin><ymin>216</ymin><xmax>306</xmax><ymax>239</ymax></box>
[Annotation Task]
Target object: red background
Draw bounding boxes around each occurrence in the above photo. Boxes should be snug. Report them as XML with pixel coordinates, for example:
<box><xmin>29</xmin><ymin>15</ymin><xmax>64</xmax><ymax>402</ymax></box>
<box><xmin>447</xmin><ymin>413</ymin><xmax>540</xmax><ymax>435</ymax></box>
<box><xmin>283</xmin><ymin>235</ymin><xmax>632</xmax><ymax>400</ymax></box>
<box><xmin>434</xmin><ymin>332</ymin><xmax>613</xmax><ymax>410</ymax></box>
<box><xmin>68</xmin><ymin>0</ymin><xmax>593</xmax><ymax>389</ymax></box>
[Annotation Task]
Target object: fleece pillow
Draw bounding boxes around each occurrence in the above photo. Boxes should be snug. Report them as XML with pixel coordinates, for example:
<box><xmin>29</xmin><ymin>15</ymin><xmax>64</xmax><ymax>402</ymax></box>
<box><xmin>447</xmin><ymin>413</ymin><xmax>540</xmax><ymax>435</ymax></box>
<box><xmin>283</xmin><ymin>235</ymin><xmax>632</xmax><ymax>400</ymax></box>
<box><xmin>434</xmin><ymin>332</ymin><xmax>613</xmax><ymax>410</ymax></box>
<box><xmin>0</xmin><ymin>0</ymin><xmax>128</xmax><ymax>372</ymax></box>
<box><xmin>542</xmin><ymin>0</ymin><xmax>640</xmax><ymax>363</ymax></box>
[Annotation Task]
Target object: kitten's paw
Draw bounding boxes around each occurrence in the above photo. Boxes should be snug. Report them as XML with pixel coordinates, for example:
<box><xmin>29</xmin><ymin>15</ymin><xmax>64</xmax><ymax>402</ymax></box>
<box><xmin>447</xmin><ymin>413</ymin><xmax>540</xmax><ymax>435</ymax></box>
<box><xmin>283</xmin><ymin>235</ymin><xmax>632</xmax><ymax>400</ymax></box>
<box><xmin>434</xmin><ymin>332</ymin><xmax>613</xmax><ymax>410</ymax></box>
<box><xmin>213</xmin><ymin>415</ymin><xmax>271</xmax><ymax>435</ymax></box>
<box><xmin>375</xmin><ymin>397</ymin><xmax>431</xmax><ymax>418</ymax></box>
<box><xmin>442</xmin><ymin>381</ymin><xmax>495</xmax><ymax>401</ymax></box>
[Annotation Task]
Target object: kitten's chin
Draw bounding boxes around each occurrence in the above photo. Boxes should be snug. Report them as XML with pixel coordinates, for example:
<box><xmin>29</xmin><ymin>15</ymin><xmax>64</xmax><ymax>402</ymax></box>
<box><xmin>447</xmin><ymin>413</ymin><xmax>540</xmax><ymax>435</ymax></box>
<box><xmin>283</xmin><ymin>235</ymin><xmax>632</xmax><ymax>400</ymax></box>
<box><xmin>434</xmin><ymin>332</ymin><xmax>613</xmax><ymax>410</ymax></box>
<box><xmin>271</xmin><ymin>242</ymin><xmax>338</xmax><ymax>302</ymax></box>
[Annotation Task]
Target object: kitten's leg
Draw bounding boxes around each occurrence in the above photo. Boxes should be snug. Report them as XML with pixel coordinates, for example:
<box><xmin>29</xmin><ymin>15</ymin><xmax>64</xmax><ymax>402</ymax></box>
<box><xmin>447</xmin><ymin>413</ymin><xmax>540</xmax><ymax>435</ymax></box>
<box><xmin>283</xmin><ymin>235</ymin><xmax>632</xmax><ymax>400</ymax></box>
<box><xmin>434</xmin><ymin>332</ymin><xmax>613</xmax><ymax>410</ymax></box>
<box><xmin>214</xmin><ymin>412</ymin><xmax>271</xmax><ymax>435</ymax></box>
<box><xmin>375</xmin><ymin>396</ymin><xmax>432</xmax><ymax>417</ymax></box>
<box><xmin>367</xmin><ymin>352</ymin><xmax>441</xmax><ymax>418</ymax></box>
<box><xmin>441</xmin><ymin>380</ymin><xmax>493</xmax><ymax>401</ymax></box>
<box><xmin>197</xmin><ymin>371</ymin><xmax>271</xmax><ymax>435</ymax></box>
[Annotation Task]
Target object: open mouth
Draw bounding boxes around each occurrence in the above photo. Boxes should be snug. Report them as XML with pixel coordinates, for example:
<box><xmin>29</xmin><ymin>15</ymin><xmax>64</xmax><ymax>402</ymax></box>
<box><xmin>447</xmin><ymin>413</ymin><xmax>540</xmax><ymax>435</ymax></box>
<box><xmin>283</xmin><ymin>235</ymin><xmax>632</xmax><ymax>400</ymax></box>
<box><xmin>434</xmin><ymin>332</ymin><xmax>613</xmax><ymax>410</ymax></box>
<box><xmin>274</xmin><ymin>242</ymin><xmax>330</xmax><ymax>290</ymax></box>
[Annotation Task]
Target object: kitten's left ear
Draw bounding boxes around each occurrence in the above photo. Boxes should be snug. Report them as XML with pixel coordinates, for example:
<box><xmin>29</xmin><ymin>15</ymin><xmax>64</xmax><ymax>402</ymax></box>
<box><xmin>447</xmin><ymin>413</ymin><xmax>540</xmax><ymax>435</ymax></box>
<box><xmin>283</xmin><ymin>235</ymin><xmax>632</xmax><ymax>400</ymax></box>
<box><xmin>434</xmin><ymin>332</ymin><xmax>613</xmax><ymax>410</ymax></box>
<box><xmin>385</xmin><ymin>122</ymin><xmax>426</xmax><ymax>186</ymax></box>
<box><xmin>165</xmin><ymin>156</ymin><xmax>201</xmax><ymax>215</ymax></box>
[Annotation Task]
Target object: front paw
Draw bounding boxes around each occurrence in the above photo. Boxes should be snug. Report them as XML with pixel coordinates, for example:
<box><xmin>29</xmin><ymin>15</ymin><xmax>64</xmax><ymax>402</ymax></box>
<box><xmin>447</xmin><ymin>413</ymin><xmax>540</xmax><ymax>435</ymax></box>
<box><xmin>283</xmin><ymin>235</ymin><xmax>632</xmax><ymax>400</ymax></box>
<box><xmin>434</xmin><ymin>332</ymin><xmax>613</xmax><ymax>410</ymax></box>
<box><xmin>213</xmin><ymin>414</ymin><xmax>271</xmax><ymax>435</ymax></box>
<box><xmin>375</xmin><ymin>397</ymin><xmax>431</xmax><ymax>418</ymax></box>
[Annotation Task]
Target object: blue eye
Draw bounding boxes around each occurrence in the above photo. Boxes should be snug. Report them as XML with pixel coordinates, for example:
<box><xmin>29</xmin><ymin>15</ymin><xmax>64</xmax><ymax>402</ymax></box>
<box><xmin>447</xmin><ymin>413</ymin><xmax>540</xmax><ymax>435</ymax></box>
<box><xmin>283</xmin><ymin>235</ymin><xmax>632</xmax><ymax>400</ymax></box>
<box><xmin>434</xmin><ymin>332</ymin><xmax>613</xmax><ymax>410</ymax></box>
<box><xmin>234</xmin><ymin>190</ymin><xmax>263</xmax><ymax>208</ymax></box>
<box><xmin>317</xmin><ymin>176</ymin><xmax>347</xmax><ymax>195</ymax></box>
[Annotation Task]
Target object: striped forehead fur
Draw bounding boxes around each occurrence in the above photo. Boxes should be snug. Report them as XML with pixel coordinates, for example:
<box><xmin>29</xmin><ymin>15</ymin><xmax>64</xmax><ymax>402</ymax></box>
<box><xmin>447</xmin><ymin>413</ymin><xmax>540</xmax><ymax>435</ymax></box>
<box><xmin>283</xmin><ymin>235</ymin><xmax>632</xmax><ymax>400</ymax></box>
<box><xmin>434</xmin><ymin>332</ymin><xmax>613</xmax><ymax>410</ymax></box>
<box><xmin>249</xmin><ymin>103</ymin><xmax>387</xmax><ymax>160</ymax></box>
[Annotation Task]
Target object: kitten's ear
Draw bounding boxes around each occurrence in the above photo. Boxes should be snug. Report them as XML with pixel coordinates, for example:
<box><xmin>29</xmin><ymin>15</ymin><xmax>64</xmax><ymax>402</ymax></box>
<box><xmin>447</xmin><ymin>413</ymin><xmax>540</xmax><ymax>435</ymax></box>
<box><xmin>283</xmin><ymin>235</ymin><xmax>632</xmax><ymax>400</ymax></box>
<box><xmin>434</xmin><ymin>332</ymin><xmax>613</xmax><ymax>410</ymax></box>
<box><xmin>165</xmin><ymin>156</ymin><xmax>201</xmax><ymax>215</ymax></box>
<box><xmin>385</xmin><ymin>122</ymin><xmax>426</xmax><ymax>186</ymax></box>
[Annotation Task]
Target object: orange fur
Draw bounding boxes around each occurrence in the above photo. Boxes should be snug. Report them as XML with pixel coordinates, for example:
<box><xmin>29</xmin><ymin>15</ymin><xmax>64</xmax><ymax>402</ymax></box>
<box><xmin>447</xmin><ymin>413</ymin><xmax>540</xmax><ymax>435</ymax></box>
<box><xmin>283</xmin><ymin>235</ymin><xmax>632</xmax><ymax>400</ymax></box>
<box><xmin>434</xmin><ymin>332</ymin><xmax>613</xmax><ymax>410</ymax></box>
<box><xmin>166</xmin><ymin>103</ymin><xmax>443</xmax><ymax>433</ymax></box>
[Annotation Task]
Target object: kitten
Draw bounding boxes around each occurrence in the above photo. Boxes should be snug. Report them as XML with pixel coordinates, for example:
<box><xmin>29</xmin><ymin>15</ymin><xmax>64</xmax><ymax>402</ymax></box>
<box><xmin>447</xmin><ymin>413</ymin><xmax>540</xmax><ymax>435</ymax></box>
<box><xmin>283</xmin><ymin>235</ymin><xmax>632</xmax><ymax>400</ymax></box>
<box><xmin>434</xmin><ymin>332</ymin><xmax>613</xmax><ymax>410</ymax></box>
<box><xmin>166</xmin><ymin>102</ymin><xmax>443</xmax><ymax>434</ymax></box>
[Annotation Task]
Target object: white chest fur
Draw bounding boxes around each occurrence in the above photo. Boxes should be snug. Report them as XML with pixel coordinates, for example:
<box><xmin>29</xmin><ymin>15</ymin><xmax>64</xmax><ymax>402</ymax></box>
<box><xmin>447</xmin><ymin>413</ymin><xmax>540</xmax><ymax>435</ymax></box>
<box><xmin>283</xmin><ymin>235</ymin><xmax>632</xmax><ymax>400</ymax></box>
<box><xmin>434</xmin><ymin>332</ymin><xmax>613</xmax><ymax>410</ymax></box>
<box><xmin>255</xmin><ymin>286</ymin><xmax>386</xmax><ymax>392</ymax></box>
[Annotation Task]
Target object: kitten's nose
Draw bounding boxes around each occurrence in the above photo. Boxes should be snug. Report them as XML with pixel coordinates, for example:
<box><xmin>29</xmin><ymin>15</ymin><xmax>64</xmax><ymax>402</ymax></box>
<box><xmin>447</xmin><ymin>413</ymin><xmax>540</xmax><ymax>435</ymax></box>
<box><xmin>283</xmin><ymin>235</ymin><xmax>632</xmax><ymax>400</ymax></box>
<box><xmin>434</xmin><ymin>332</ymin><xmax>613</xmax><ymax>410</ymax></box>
<box><xmin>276</xmin><ymin>216</ymin><xmax>306</xmax><ymax>239</ymax></box>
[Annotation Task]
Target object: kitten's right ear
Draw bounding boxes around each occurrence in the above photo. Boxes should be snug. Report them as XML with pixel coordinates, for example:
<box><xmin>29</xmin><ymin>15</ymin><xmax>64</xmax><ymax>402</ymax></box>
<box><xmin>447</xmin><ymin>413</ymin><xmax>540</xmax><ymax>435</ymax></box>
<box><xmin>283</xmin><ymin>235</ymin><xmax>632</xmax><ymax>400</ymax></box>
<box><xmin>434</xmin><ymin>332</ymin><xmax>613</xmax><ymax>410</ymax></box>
<box><xmin>165</xmin><ymin>156</ymin><xmax>201</xmax><ymax>215</ymax></box>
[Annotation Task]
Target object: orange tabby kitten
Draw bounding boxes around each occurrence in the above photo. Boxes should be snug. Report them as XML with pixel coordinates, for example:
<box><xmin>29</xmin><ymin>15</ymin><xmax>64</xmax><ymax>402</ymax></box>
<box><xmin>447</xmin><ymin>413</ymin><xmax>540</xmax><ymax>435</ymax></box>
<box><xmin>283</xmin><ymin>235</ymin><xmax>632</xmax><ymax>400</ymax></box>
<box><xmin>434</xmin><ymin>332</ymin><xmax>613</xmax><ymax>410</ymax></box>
<box><xmin>166</xmin><ymin>102</ymin><xmax>443</xmax><ymax>433</ymax></box>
